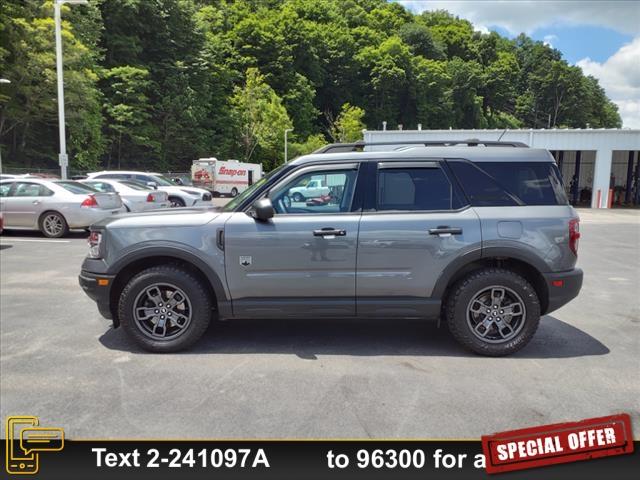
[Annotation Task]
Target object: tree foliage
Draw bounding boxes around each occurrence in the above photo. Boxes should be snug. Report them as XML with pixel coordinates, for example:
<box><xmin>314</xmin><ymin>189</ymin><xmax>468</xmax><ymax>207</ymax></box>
<box><xmin>0</xmin><ymin>0</ymin><xmax>622</xmax><ymax>173</ymax></box>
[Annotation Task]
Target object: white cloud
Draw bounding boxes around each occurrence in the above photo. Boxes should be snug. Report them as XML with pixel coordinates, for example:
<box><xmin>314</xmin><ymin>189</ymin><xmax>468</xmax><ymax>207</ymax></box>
<box><xmin>398</xmin><ymin>1</ymin><xmax>640</xmax><ymax>35</ymax></box>
<box><xmin>543</xmin><ymin>34</ymin><xmax>558</xmax><ymax>47</ymax></box>
<box><xmin>577</xmin><ymin>37</ymin><xmax>640</xmax><ymax>128</ymax></box>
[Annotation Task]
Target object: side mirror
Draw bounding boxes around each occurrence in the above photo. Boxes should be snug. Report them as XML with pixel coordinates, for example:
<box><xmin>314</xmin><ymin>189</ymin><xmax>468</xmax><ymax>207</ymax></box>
<box><xmin>250</xmin><ymin>198</ymin><xmax>274</xmax><ymax>222</ymax></box>
<box><xmin>146</xmin><ymin>181</ymin><xmax>158</xmax><ymax>189</ymax></box>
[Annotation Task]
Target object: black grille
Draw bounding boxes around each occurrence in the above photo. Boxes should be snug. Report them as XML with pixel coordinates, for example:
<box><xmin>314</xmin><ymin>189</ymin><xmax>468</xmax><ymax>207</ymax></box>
<box><xmin>202</xmin><ymin>193</ymin><xmax>212</xmax><ymax>201</ymax></box>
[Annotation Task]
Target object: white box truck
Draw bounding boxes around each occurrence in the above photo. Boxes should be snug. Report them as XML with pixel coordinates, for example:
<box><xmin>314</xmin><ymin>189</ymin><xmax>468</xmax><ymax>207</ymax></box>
<box><xmin>191</xmin><ymin>158</ymin><xmax>263</xmax><ymax>197</ymax></box>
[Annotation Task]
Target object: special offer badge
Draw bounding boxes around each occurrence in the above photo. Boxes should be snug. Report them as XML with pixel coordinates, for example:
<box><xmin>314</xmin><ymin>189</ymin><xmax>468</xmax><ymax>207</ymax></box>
<box><xmin>482</xmin><ymin>413</ymin><xmax>634</xmax><ymax>474</ymax></box>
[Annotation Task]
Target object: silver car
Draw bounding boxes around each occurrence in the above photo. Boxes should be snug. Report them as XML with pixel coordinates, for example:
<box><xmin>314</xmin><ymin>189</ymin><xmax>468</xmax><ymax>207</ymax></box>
<box><xmin>0</xmin><ymin>179</ymin><xmax>125</xmax><ymax>238</ymax></box>
<box><xmin>81</xmin><ymin>179</ymin><xmax>170</xmax><ymax>212</ymax></box>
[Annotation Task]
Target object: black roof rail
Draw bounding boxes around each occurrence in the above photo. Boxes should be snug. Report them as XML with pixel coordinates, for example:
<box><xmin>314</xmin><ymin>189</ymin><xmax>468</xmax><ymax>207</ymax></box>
<box><xmin>313</xmin><ymin>139</ymin><xmax>529</xmax><ymax>154</ymax></box>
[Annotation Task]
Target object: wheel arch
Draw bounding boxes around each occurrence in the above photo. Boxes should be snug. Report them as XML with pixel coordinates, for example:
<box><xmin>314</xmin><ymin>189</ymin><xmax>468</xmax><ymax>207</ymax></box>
<box><xmin>108</xmin><ymin>248</ymin><xmax>230</xmax><ymax>327</ymax></box>
<box><xmin>434</xmin><ymin>248</ymin><xmax>550</xmax><ymax>315</ymax></box>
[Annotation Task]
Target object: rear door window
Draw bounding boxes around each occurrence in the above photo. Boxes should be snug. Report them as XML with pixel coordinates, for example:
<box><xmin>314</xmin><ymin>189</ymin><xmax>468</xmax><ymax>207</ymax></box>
<box><xmin>376</xmin><ymin>164</ymin><xmax>460</xmax><ymax>211</ymax></box>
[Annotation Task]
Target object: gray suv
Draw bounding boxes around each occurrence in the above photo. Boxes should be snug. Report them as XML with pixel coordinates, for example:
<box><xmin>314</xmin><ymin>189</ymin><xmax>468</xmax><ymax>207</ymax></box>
<box><xmin>79</xmin><ymin>141</ymin><xmax>583</xmax><ymax>356</ymax></box>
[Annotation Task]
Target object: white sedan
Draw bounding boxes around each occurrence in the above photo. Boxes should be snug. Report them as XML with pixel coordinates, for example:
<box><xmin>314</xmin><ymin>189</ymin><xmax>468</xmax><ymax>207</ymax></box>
<box><xmin>86</xmin><ymin>171</ymin><xmax>213</xmax><ymax>207</ymax></box>
<box><xmin>82</xmin><ymin>179</ymin><xmax>169</xmax><ymax>212</ymax></box>
<box><xmin>0</xmin><ymin>179</ymin><xmax>125</xmax><ymax>238</ymax></box>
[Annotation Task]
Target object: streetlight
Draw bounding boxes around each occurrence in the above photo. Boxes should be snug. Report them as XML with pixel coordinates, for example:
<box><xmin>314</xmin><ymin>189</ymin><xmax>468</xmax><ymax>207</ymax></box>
<box><xmin>54</xmin><ymin>0</ymin><xmax>88</xmax><ymax>180</ymax></box>
<box><xmin>0</xmin><ymin>78</ymin><xmax>10</xmax><ymax>174</ymax></box>
<box><xmin>284</xmin><ymin>128</ymin><xmax>293</xmax><ymax>163</ymax></box>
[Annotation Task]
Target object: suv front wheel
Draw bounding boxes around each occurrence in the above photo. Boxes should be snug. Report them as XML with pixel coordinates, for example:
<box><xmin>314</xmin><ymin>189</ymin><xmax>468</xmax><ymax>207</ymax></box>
<box><xmin>445</xmin><ymin>268</ymin><xmax>540</xmax><ymax>356</ymax></box>
<box><xmin>118</xmin><ymin>265</ymin><xmax>212</xmax><ymax>352</ymax></box>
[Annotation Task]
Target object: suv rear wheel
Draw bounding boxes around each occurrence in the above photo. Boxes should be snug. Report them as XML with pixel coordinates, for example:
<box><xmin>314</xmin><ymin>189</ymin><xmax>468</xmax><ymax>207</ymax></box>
<box><xmin>118</xmin><ymin>265</ymin><xmax>211</xmax><ymax>352</ymax></box>
<box><xmin>445</xmin><ymin>268</ymin><xmax>540</xmax><ymax>356</ymax></box>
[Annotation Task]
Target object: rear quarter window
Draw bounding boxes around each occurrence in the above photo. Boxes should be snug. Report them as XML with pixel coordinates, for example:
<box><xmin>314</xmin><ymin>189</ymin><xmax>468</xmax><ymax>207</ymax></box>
<box><xmin>449</xmin><ymin>160</ymin><xmax>568</xmax><ymax>206</ymax></box>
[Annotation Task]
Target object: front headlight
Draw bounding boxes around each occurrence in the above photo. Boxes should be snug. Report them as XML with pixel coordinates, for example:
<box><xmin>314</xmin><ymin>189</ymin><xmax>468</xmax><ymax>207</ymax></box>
<box><xmin>88</xmin><ymin>231</ymin><xmax>103</xmax><ymax>258</ymax></box>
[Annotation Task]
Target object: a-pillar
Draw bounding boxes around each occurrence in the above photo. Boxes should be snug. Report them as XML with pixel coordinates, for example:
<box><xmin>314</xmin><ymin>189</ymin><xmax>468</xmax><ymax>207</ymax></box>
<box><xmin>592</xmin><ymin>149</ymin><xmax>613</xmax><ymax>208</ymax></box>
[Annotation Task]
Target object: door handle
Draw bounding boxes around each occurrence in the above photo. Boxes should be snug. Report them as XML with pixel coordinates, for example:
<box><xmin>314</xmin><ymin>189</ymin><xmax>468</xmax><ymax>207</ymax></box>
<box><xmin>428</xmin><ymin>226</ymin><xmax>462</xmax><ymax>236</ymax></box>
<box><xmin>313</xmin><ymin>228</ymin><xmax>346</xmax><ymax>237</ymax></box>
<box><xmin>32</xmin><ymin>200</ymin><xmax>41</xmax><ymax>205</ymax></box>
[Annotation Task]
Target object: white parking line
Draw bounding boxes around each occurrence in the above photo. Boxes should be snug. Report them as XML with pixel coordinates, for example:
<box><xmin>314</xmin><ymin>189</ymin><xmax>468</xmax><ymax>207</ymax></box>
<box><xmin>0</xmin><ymin>238</ymin><xmax>71</xmax><ymax>243</ymax></box>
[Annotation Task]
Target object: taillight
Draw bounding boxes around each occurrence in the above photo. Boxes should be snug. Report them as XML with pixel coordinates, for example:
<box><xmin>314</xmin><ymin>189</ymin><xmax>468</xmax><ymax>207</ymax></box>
<box><xmin>569</xmin><ymin>218</ymin><xmax>580</xmax><ymax>256</ymax></box>
<box><xmin>146</xmin><ymin>193</ymin><xmax>154</xmax><ymax>202</ymax></box>
<box><xmin>88</xmin><ymin>231</ymin><xmax>102</xmax><ymax>258</ymax></box>
<box><xmin>81</xmin><ymin>195</ymin><xmax>98</xmax><ymax>208</ymax></box>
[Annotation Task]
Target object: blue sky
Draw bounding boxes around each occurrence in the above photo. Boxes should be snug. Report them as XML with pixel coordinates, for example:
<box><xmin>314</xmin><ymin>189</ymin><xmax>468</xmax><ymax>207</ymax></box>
<box><xmin>396</xmin><ymin>1</ymin><xmax>640</xmax><ymax>127</ymax></box>
<box><xmin>491</xmin><ymin>24</ymin><xmax>633</xmax><ymax>64</ymax></box>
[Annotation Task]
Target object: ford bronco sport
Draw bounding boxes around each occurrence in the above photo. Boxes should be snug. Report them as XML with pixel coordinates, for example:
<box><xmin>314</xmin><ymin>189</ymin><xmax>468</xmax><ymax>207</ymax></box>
<box><xmin>79</xmin><ymin>140</ymin><xmax>583</xmax><ymax>356</ymax></box>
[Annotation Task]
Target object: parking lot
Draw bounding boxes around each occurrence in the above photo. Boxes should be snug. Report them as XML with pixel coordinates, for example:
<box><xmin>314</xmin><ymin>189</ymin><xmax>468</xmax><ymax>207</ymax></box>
<box><xmin>1</xmin><ymin>208</ymin><xmax>638</xmax><ymax>439</ymax></box>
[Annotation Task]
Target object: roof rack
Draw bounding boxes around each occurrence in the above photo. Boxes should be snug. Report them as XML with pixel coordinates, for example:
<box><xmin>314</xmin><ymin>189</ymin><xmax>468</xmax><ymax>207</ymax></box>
<box><xmin>314</xmin><ymin>139</ymin><xmax>529</xmax><ymax>154</ymax></box>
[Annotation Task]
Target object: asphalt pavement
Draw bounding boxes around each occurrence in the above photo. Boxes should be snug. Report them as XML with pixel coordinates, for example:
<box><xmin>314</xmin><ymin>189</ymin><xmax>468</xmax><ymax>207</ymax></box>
<box><xmin>0</xmin><ymin>208</ymin><xmax>638</xmax><ymax>439</ymax></box>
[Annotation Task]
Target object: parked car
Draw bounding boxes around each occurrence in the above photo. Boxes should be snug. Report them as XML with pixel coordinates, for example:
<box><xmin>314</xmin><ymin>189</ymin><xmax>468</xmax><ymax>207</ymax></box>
<box><xmin>288</xmin><ymin>178</ymin><xmax>330</xmax><ymax>202</ymax></box>
<box><xmin>0</xmin><ymin>174</ymin><xmax>23</xmax><ymax>181</ymax></box>
<box><xmin>82</xmin><ymin>179</ymin><xmax>170</xmax><ymax>212</ymax></box>
<box><xmin>79</xmin><ymin>140</ymin><xmax>583</xmax><ymax>355</ymax></box>
<box><xmin>86</xmin><ymin>171</ymin><xmax>212</xmax><ymax>207</ymax></box>
<box><xmin>0</xmin><ymin>179</ymin><xmax>125</xmax><ymax>237</ymax></box>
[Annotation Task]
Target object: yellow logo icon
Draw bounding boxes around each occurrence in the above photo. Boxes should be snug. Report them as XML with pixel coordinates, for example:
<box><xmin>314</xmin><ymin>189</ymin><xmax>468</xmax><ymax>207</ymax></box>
<box><xmin>6</xmin><ymin>416</ymin><xmax>64</xmax><ymax>475</ymax></box>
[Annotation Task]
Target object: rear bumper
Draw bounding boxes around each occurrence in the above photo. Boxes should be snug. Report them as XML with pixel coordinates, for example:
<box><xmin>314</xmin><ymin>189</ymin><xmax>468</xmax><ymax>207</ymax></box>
<box><xmin>543</xmin><ymin>268</ymin><xmax>583</xmax><ymax>314</ymax></box>
<box><xmin>79</xmin><ymin>270</ymin><xmax>115</xmax><ymax>320</ymax></box>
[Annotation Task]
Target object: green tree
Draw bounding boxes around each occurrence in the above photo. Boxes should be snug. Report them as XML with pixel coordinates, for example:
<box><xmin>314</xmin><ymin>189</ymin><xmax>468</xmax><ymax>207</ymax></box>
<box><xmin>101</xmin><ymin>66</ymin><xmax>157</xmax><ymax>169</ymax></box>
<box><xmin>230</xmin><ymin>68</ymin><xmax>292</xmax><ymax>170</ymax></box>
<box><xmin>328</xmin><ymin>103</ymin><xmax>365</xmax><ymax>142</ymax></box>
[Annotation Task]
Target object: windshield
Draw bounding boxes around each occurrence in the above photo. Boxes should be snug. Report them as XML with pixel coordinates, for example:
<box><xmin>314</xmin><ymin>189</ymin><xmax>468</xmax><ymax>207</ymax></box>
<box><xmin>222</xmin><ymin>164</ymin><xmax>287</xmax><ymax>212</ymax></box>
<box><xmin>121</xmin><ymin>180</ymin><xmax>152</xmax><ymax>191</ymax></box>
<box><xmin>55</xmin><ymin>181</ymin><xmax>99</xmax><ymax>194</ymax></box>
<box><xmin>149</xmin><ymin>175</ymin><xmax>176</xmax><ymax>186</ymax></box>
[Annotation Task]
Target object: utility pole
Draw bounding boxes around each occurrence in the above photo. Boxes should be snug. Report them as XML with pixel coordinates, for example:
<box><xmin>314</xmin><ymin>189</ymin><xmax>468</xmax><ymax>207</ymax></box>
<box><xmin>54</xmin><ymin>0</ymin><xmax>88</xmax><ymax>179</ymax></box>
<box><xmin>284</xmin><ymin>128</ymin><xmax>293</xmax><ymax>163</ymax></box>
<box><xmin>0</xmin><ymin>78</ymin><xmax>10</xmax><ymax>174</ymax></box>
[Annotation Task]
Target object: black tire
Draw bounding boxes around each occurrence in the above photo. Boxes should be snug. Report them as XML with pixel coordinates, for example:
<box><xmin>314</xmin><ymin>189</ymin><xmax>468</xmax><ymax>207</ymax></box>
<box><xmin>169</xmin><ymin>196</ymin><xmax>185</xmax><ymax>207</ymax></box>
<box><xmin>230</xmin><ymin>187</ymin><xmax>238</xmax><ymax>197</ymax></box>
<box><xmin>445</xmin><ymin>268</ymin><xmax>540</xmax><ymax>356</ymax></box>
<box><xmin>292</xmin><ymin>192</ymin><xmax>304</xmax><ymax>203</ymax></box>
<box><xmin>39</xmin><ymin>211</ymin><xmax>69</xmax><ymax>238</ymax></box>
<box><xmin>118</xmin><ymin>265</ymin><xmax>212</xmax><ymax>352</ymax></box>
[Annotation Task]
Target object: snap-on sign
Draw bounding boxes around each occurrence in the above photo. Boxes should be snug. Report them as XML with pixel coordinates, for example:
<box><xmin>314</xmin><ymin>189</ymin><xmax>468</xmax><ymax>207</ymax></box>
<box><xmin>218</xmin><ymin>166</ymin><xmax>246</xmax><ymax>177</ymax></box>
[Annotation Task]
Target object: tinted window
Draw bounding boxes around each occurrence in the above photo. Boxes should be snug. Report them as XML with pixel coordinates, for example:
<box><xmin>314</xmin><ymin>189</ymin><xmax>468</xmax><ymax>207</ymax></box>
<box><xmin>480</xmin><ymin>162</ymin><xmax>569</xmax><ymax>205</ymax></box>
<box><xmin>377</xmin><ymin>167</ymin><xmax>456</xmax><ymax>211</ymax></box>
<box><xmin>97</xmin><ymin>173</ymin><xmax>129</xmax><ymax>180</ymax></box>
<box><xmin>448</xmin><ymin>161</ymin><xmax>518</xmax><ymax>206</ymax></box>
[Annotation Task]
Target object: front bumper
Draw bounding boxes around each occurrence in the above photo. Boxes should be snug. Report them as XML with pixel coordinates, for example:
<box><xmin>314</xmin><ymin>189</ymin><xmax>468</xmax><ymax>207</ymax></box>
<box><xmin>543</xmin><ymin>268</ymin><xmax>583</xmax><ymax>314</ymax></box>
<box><xmin>79</xmin><ymin>270</ymin><xmax>115</xmax><ymax>320</ymax></box>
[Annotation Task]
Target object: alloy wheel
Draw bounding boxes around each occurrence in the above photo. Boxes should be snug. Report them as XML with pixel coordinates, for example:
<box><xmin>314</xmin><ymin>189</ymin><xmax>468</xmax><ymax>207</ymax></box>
<box><xmin>466</xmin><ymin>285</ymin><xmax>526</xmax><ymax>343</ymax></box>
<box><xmin>43</xmin><ymin>214</ymin><xmax>64</xmax><ymax>237</ymax></box>
<box><xmin>132</xmin><ymin>283</ymin><xmax>193</xmax><ymax>340</ymax></box>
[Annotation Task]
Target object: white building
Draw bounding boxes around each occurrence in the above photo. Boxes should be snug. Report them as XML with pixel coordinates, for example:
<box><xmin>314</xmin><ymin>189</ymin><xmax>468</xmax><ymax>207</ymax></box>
<box><xmin>363</xmin><ymin>129</ymin><xmax>640</xmax><ymax>209</ymax></box>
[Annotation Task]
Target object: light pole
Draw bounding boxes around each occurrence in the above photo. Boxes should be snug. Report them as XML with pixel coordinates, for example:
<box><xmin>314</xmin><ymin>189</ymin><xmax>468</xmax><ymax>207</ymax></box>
<box><xmin>284</xmin><ymin>128</ymin><xmax>293</xmax><ymax>163</ymax></box>
<box><xmin>0</xmin><ymin>78</ymin><xmax>10</xmax><ymax>174</ymax></box>
<box><xmin>54</xmin><ymin>0</ymin><xmax>88</xmax><ymax>179</ymax></box>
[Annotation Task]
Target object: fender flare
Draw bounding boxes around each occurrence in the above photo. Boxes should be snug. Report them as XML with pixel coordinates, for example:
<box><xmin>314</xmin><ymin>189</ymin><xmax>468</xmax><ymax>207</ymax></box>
<box><xmin>431</xmin><ymin>246</ymin><xmax>549</xmax><ymax>300</ymax></box>
<box><xmin>108</xmin><ymin>244</ymin><xmax>231</xmax><ymax>318</ymax></box>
